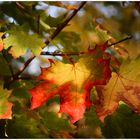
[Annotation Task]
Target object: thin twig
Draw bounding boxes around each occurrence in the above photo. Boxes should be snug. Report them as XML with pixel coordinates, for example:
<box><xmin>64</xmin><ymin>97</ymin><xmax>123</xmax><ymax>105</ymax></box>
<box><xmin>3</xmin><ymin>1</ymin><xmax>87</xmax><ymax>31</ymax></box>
<box><xmin>11</xmin><ymin>2</ymin><xmax>87</xmax><ymax>82</ymax></box>
<box><xmin>41</xmin><ymin>35</ymin><xmax>133</xmax><ymax>56</ymax></box>
<box><xmin>13</xmin><ymin>55</ymin><xmax>35</xmax><ymax>80</ymax></box>
<box><xmin>37</xmin><ymin>15</ymin><xmax>40</xmax><ymax>34</ymax></box>
<box><xmin>108</xmin><ymin>35</ymin><xmax>132</xmax><ymax>47</ymax></box>
<box><xmin>41</xmin><ymin>51</ymin><xmax>85</xmax><ymax>56</ymax></box>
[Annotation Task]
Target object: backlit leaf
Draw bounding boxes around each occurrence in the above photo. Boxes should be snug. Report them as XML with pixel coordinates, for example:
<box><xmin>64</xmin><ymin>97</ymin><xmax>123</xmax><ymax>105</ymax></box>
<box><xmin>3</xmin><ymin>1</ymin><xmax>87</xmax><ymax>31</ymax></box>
<box><xmin>3</xmin><ymin>25</ymin><xmax>45</xmax><ymax>58</ymax></box>
<box><xmin>58</xmin><ymin>82</ymin><xmax>88</xmax><ymax>123</ymax></box>
<box><xmin>95</xmin><ymin>55</ymin><xmax>140</xmax><ymax>122</ymax></box>
<box><xmin>29</xmin><ymin>42</ymin><xmax>111</xmax><ymax>123</ymax></box>
<box><xmin>29</xmin><ymin>81</ymin><xmax>58</xmax><ymax>110</ymax></box>
<box><xmin>89</xmin><ymin>26</ymin><xmax>111</xmax><ymax>45</ymax></box>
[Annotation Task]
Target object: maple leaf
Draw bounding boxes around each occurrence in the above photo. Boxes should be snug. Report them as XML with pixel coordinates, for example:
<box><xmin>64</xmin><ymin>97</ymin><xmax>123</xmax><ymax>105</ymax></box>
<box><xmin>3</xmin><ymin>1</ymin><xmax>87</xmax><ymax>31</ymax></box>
<box><xmin>29</xmin><ymin>81</ymin><xmax>58</xmax><ymax>110</ymax></box>
<box><xmin>84</xmin><ymin>42</ymin><xmax>111</xmax><ymax>85</ymax></box>
<box><xmin>95</xmin><ymin>55</ymin><xmax>140</xmax><ymax>122</ymax></box>
<box><xmin>0</xmin><ymin>32</ymin><xmax>4</xmax><ymax>51</ymax></box>
<box><xmin>58</xmin><ymin>82</ymin><xmax>88</xmax><ymax>123</ymax></box>
<box><xmin>0</xmin><ymin>84</ymin><xmax>13</xmax><ymax>119</ymax></box>
<box><xmin>29</xmin><ymin>42</ymin><xmax>111</xmax><ymax>123</ymax></box>
<box><xmin>3</xmin><ymin>25</ymin><xmax>45</xmax><ymax>58</ymax></box>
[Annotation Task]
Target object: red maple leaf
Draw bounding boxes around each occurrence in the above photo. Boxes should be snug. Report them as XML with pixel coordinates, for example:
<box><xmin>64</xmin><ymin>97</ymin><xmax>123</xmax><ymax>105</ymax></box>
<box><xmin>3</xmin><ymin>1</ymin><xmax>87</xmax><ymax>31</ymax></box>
<box><xmin>58</xmin><ymin>82</ymin><xmax>88</xmax><ymax>123</ymax></box>
<box><xmin>29</xmin><ymin>81</ymin><xmax>58</xmax><ymax>110</ymax></box>
<box><xmin>29</xmin><ymin>42</ymin><xmax>112</xmax><ymax>123</ymax></box>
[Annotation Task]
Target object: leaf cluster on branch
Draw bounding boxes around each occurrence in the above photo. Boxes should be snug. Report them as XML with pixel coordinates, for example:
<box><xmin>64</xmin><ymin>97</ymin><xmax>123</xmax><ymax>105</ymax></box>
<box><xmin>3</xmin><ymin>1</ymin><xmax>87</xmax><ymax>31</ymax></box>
<box><xmin>0</xmin><ymin>1</ymin><xmax>140</xmax><ymax>138</ymax></box>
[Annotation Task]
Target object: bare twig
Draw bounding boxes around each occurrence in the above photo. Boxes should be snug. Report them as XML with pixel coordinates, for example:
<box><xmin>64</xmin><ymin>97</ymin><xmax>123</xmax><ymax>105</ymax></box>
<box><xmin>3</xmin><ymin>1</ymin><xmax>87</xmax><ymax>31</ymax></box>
<box><xmin>11</xmin><ymin>2</ymin><xmax>87</xmax><ymax>82</ymax></box>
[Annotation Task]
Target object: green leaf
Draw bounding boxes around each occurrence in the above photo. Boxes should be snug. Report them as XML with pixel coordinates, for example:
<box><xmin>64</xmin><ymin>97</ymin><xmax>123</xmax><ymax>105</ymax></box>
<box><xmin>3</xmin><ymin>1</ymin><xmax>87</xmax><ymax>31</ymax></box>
<box><xmin>3</xmin><ymin>25</ymin><xmax>45</xmax><ymax>58</ymax></box>
<box><xmin>0</xmin><ymin>32</ymin><xmax>4</xmax><ymax>51</ymax></box>
<box><xmin>57</xmin><ymin>31</ymin><xmax>81</xmax><ymax>51</ymax></box>
<box><xmin>44</xmin><ymin>14</ymin><xmax>66</xmax><ymax>28</ymax></box>
<box><xmin>39</xmin><ymin>19</ymin><xmax>51</xmax><ymax>30</ymax></box>
<box><xmin>55</xmin><ymin>31</ymin><xmax>81</xmax><ymax>63</ymax></box>
<box><xmin>6</xmin><ymin>113</ymin><xmax>48</xmax><ymax>138</ymax></box>
<box><xmin>11</xmin><ymin>80</ymin><xmax>34</xmax><ymax>99</ymax></box>
<box><xmin>91</xmin><ymin>26</ymin><xmax>111</xmax><ymax>45</ymax></box>
<box><xmin>0</xmin><ymin>54</ymin><xmax>11</xmax><ymax>77</ymax></box>
<box><xmin>0</xmin><ymin>83</ymin><xmax>13</xmax><ymax>119</ymax></box>
<box><xmin>85</xmin><ymin>106</ymin><xmax>101</xmax><ymax>127</ymax></box>
<box><xmin>41</xmin><ymin>111</ymin><xmax>73</xmax><ymax>132</ymax></box>
<box><xmin>74</xmin><ymin>106</ymin><xmax>103</xmax><ymax>138</ymax></box>
<box><xmin>102</xmin><ymin>104</ymin><xmax>140</xmax><ymax>138</ymax></box>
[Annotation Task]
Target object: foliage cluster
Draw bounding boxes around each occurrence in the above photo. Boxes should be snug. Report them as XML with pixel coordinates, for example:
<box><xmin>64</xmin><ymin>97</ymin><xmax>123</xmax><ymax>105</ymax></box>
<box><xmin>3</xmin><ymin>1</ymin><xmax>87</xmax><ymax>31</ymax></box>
<box><xmin>0</xmin><ymin>1</ymin><xmax>140</xmax><ymax>138</ymax></box>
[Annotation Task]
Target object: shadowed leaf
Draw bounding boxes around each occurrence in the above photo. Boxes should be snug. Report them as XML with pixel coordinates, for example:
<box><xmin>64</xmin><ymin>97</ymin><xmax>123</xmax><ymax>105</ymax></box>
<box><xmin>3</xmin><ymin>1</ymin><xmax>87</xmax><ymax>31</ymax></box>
<box><xmin>0</xmin><ymin>84</ymin><xmax>13</xmax><ymax>119</ymax></box>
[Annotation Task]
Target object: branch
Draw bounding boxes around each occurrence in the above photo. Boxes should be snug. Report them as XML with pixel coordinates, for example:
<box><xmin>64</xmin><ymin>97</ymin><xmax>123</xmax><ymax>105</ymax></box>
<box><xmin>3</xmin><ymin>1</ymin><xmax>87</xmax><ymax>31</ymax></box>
<box><xmin>13</xmin><ymin>55</ymin><xmax>35</xmax><ymax>80</ymax></box>
<box><xmin>45</xmin><ymin>2</ymin><xmax>87</xmax><ymax>45</ymax></box>
<box><xmin>41</xmin><ymin>51</ymin><xmax>85</xmax><ymax>56</ymax></box>
<box><xmin>11</xmin><ymin>2</ymin><xmax>87</xmax><ymax>81</ymax></box>
<box><xmin>108</xmin><ymin>35</ymin><xmax>132</xmax><ymax>47</ymax></box>
<box><xmin>41</xmin><ymin>35</ymin><xmax>133</xmax><ymax>56</ymax></box>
